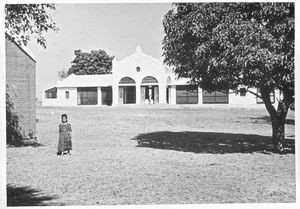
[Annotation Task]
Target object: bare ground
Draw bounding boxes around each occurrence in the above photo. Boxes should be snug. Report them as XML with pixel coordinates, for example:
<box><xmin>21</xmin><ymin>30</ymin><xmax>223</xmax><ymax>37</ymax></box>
<box><xmin>7</xmin><ymin>105</ymin><xmax>295</xmax><ymax>205</ymax></box>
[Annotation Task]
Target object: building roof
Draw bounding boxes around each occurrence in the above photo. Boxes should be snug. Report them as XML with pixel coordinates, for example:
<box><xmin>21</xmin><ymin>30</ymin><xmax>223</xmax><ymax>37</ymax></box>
<box><xmin>56</xmin><ymin>73</ymin><xmax>113</xmax><ymax>88</ymax></box>
<box><xmin>116</xmin><ymin>45</ymin><xmax>166</xmax><ymax>69</ymax></box>
<box><xmin>5</xmin><ymin>34</ymin><xmax>36</xmax><ymax>62</ymax></box>
<box><xmin>46</xmin><ymin>46</ymin><xmax>192</xmax><ymax>91</ymax></box>
<box><xmin>171</xmin><ymin>77</ymin><xmax>193</xmax><ymax>85</ymax></box>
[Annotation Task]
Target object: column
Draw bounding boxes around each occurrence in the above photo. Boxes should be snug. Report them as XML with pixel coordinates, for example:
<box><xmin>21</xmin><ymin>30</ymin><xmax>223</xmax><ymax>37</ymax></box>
<box><xmin>97</xmin><ymin>87</ymin><xmax>102</xmax><ymax>105</ymax></box>
<box><xmin>159</xmin><ymin>84</ymin><xmax>167</xmax><ymax>104</ymax></box>
<box><xmin>198</xmin><ymin>87</ymin><xmax>203</xmax><ymax>105</ymax></box>
<box><xmin>136</xmin><ymin>85</ymin><xmax>141</xmax><ymax>104</ymax></box>
<box><xmin>112</xmin><ymin>85</ymin><xmax>119</xmax><ymax>106</ymax></box>
<box><xmin>170</xmin><ymin>85</ymin><xmax>176</xmax><ymax>104</ymax></box>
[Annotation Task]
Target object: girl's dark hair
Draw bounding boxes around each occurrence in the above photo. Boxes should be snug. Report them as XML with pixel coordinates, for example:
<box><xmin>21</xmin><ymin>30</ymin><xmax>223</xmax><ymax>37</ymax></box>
<box><xmin>61</xmin><ymin>114</ymin><xmax>68</xmax><ymax>122</ymax></box>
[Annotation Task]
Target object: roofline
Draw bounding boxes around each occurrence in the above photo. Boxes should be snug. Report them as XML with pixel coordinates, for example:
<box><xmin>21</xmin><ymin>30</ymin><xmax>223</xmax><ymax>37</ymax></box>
<box><xmin>5</xmin><ymin>33</ymin><xmax>37</xmax><ymax>62</ymax></box>
<box><xmin>68</xmin><ymin>73</ymin><xmax>113</xmax><ymax>76</ymax></box>
<box><xmin>44</xmin><ymin>87</ymin><xmax>57</xmax><ymax>92</ymax></box>
<box><xmin>117</xmin><ymin>49</ymin><xmax>163</xmax><ymax>69</ymax></box>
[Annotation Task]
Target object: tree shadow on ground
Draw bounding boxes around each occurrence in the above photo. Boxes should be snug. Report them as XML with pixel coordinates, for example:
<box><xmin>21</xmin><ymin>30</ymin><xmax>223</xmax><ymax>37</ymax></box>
<box><xmin>6</xmin><ymin>139</ymin><xmax>44</xmax><ymax>148</ymax></box>
<box><xmin>7</xmin><ymin>184</ymin><xmax>60</xmax><ymax>206</ymax></box>
<box><xmin>249</xmin><ymin>116</ymin><xmax>295</xmax><ymax>125</ymax></box>
<box><xmin>132</xmin><ymin>131</ymin><xmax>295</xmax><ymax>154</ymax></box>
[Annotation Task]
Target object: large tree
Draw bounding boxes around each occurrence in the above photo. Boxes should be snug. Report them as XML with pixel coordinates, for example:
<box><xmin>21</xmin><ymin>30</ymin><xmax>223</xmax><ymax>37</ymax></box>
<box><xmin>5</xmin><ymin>4</ymin><xmax>58</xmax><ymax>48</ymax></box>
<box><xmin>66</xmin><ymin>49</ymin><xmax>114</xmax><ymax>75</ymax></box>
<box><xmin>163</xmin><ymin>3</ymin><xmax>294</xmax><ymax>152</ymax></box>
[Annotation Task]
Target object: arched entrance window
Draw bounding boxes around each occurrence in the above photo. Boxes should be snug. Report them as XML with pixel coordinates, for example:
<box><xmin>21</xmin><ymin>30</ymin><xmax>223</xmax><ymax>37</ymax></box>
<box><xmin>119</xmin><ymin>77</ymin><xmax>136</xmax><ymax>104</ymax></box>
<box><xmin>119</xmin><ymin>77</ymin><xmax>135</xmax><ymax>84</ymax></box>
<box><xmin>141</xmin><ymin>76</ymin><xmax>158</xmax><ymax>84</ymax></box>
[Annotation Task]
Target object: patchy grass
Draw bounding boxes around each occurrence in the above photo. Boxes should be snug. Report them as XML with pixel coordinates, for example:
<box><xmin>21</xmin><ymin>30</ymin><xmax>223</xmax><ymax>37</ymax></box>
<box><xmin>7</xmin><ymin>105</ymin><xmax>295</xmax><ymax>205</ymax></box>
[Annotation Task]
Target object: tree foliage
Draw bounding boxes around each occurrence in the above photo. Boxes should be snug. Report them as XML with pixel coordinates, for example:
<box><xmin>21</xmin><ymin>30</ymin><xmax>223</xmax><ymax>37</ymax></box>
<box><xmin>57</xmin><ymin>68</ymin><xmax>69</xmax><ymax>80</ymax></box>
<box><xmin>5</xmin><ymin>4</ymin><xmax>58</xmax><ymax>48</ymax></box>
<box><xmin>163</xmin><ymin>3</ymin><xmax>294</xmax><ymax>151</ymax></box>
<box><xmin>67</xmin><ymin>49</ymin><xmax>114</xmax><ymax>75</ymax></box>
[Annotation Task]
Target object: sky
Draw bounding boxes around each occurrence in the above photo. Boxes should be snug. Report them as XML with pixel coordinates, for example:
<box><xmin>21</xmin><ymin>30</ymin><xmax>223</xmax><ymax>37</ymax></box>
<box><xmin>26</xmin><ymin>3</ymin><xmax>172</xmax><ymax>100</ymax></box>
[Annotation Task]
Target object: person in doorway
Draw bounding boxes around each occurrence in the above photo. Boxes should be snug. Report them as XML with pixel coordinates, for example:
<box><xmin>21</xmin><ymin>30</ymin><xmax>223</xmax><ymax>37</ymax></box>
<box><xmin>57</xmin><ymin>114</ymin><xmax>72</xmax><ymax>156</ymax></box>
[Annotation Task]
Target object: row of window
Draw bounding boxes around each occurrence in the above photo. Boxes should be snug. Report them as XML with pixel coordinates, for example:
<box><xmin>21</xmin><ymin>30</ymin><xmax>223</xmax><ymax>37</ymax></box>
<box><xmin>45</xmin><ymin>86</ymin><xmax>275</xmax><ymax>104</ymax></box>
<box><xmin>45</xmin><ymin>87</ymin><xmax>112</xmax><ymax>105</ymax></box>
<box><xmin>176</xmin><ymin>87</ymin><xmax>275</xmax><ymax>104</ymax></box>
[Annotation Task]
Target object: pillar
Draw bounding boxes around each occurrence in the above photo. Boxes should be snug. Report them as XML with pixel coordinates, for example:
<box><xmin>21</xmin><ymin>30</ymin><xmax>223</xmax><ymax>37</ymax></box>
<box><xmin>97</xmin><ymin>87</ymin><xmax>102</xmax><ymax>105</ymax></box>
<box><xmin>112</xmin><ymin>85</ymin><xmax>119</xmax><ymax>106</ymax></box>
<box><xmin>198</xmin><ymin>87</ymin><xmax>203</xmax><ymax>105</ymax></box>
<box><xmin>159</xmin><ymin>84</ymin><xmax>167</xmax><ymax>104</ymax></box>
<box><xmin>136</xmin><ymin>85</ymin><xmax>140</xmax><ymax>104</ymax></box>
<box><xmin>170</xmin><ymin>85</ymin><xmax>176</xmax><ymax>104</ymax></box>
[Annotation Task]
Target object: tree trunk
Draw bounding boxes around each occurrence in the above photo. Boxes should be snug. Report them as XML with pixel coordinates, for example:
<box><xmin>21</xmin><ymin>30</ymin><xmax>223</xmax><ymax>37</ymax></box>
<box><xmin>271</xmin><ymin>101</ymin><xmax>288</xmax><ymax>153</ymax></box>
<box><xmin>271</xmin><ymin>117</ymin><xmax>285</xmax><ymax>152</ymax></box>
<box><xmin>260</xmin><ymin>87</ymin><xmax>289</xmax><ymax>153</ymax></box>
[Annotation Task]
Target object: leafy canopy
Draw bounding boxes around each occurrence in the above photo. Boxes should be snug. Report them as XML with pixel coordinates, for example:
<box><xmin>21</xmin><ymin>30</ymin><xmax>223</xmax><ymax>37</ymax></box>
<box><xmin>68</xmin><ymin>49</ymin><xmax>114</xmax><ymax>75</ymax></box>
<box><xmin>163</xmin><ymin>3</ymin><xmax>294</xmax><ymax>103</ymax></box>
<box><xmin>5</xmin><ymin>4</ymin><xmax>58</xmax><ymax>48</ymax></box>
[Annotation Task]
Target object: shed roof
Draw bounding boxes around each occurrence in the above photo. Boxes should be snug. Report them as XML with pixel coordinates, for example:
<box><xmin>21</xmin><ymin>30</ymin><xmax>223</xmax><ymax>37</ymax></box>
<box><xmin>56</xmin><ymin>73</ymin><xmax>113</xmax><ymax>88</ymax></box>
<box><xmin>5</xmin><ymin>34</ymin><xmax>36</xmax><ymax>62</ymax></box>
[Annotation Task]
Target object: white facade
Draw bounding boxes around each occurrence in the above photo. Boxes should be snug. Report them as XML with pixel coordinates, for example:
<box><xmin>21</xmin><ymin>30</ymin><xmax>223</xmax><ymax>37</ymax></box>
<box><xmin>42</xmin><ymin>46</ymin><xmax>278</xmax><ymax>107</ymax></box>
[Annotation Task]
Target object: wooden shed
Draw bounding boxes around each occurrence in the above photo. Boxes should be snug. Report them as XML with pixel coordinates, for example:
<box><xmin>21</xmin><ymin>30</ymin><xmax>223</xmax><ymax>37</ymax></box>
<box><xmin>6</xmin><ymin>35</ymin><xmax>36</xmax><ymax>138</ymax></box>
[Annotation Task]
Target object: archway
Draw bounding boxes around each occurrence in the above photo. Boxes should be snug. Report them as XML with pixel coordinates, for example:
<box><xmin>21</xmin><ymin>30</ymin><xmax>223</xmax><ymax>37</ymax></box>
<box><xmin>141</xmin><ymin>76</ymin><xmax>159</xmax><ymax>104</ymax></box>
<box><xmin>119</xmin><ymin>77</ymin><xmax>136</xmax><ymax>104</ymax></box>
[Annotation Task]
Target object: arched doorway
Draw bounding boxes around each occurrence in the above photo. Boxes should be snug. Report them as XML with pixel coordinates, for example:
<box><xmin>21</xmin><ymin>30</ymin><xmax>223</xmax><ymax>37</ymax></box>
<box><xmin>141</xmin><ymin>76</ymin><xmax>159</xmax><ymax>104</ymax></box>
<box><xmin>119</xmin><ymin>77</ymin><xmax>136</xmax><ymax>104</ymax></box>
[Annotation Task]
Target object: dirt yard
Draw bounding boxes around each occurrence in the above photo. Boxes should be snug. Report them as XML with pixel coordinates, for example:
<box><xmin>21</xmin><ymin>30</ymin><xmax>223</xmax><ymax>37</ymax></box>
<box><xmin>7</xmin><ymin>105</ymin><xmax>295</xmax><ymax>205</ymax></box>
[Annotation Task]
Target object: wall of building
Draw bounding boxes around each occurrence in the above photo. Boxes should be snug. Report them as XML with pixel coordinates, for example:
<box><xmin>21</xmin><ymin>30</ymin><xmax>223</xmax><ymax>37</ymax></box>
<box><xmin>111</xmin><ymin>51</ymin><xmax>169</xmax><ymax>105</ymax></box>
<box><xmin>6</xmin><ymin>37</ymin><xmax>36</xmax><ymax>137</ymax></box>
<box><xmin>228</xmin><ymin>88</ymin><xmax>258</xmax><ymax>105</ymax></box>
<box><xmin>42</xmin><ymin>87</ymin><xmax>78</xmax><ymax>106</ymax></box>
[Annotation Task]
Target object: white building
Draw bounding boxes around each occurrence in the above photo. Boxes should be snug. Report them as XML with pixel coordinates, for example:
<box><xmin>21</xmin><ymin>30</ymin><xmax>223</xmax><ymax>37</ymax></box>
<box><xmin>42</xmin><ymin>46</ymin><xmax>278</xmax><ymax>107</ymax></box>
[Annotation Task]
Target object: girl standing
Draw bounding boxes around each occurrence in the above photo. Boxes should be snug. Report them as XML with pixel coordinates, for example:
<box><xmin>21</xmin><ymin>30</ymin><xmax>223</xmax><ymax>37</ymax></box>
<box><xmin>57</xmin><ymin>114</ymin><xmax>72</xmax><ymax>156</ymax></box>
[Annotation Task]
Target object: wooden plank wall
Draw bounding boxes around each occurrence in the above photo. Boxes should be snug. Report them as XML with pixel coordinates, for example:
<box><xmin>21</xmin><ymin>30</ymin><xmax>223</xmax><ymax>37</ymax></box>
<box><xmin>5</xmin><ymin>37</ymin><xmax>36</xmax><ymax>137</ymax></box>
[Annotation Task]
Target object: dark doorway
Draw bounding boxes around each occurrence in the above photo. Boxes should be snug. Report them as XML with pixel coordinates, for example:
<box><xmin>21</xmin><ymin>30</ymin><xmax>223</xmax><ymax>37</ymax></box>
<box><xmin>101</xmin><ymin>87</ymin><xmax>112</xmax><ymax>106</ymax></box>
<box><xmin>119</xmin><ymin>86</ymin><xmax>136</xmax><ymax>104</ymax></box>
<box><xmin>166</xmin><ymin>86</ymin><xmax>170</xmax><ymax>104</ymax></box>
<box><xmin>141</xmin><ymin>85</ymin><xmax>159</xmax><ymax>104</ymax></box>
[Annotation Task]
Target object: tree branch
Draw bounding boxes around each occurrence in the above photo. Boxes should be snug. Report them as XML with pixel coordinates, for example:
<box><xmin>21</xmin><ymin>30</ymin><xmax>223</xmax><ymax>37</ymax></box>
<box><xmin>261</xmin><ymin>87</ymin><xmax>277</xmax><ymax>118</ymax></box>
<box><xmin>246</xmin><ymin>89</ymin><xmax>262</xmax><ymax>99</ymax></box>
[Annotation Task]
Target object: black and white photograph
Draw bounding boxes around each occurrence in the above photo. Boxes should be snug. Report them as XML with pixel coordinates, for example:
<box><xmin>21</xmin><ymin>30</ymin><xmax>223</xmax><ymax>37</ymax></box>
<box><xmin>1</xmin><ymin>0</ymin><xmax>298</xmax><ymax>208</ymax></box>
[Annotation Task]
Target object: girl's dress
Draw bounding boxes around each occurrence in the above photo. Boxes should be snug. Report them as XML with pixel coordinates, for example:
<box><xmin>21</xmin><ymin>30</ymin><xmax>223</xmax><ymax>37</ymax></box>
<box><xmin>57</xmin><ymin>123</ymin><xmax>72</xmax><ymax>153</ymax></box>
